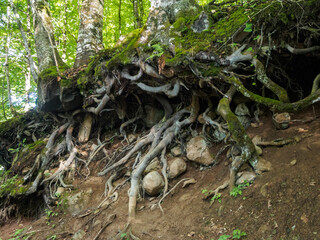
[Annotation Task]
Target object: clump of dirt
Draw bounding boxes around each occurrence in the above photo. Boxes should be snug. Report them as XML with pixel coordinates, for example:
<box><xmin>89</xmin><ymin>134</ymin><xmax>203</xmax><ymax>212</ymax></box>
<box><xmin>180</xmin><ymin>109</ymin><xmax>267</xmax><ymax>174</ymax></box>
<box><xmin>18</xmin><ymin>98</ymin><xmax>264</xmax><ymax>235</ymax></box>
<box><xmin>1</xmin><ymin>104</ymin><xmax>320</xmax><ymax>240</ymax></box>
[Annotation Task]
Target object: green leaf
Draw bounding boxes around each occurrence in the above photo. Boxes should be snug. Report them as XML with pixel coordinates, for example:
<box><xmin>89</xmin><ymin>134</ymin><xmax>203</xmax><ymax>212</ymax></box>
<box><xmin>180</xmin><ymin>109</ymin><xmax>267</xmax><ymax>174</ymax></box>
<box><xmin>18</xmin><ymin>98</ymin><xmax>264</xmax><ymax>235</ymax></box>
<box><xmin>243</xmin><ymin>23</ymin><xmax>253</xmax><ymax>32</ymax></box>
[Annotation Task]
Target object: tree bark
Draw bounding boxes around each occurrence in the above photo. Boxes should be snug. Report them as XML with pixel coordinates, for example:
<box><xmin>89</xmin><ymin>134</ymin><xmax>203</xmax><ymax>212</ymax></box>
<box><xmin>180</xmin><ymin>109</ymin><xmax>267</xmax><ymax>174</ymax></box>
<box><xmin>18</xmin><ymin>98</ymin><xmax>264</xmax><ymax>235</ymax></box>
<box><xmin>30</xmin><ymin>0</ymin><xmax>65</xmax><ymax>73</ymax></box>
<box><xmin>4</xmin><ymin>5</ymin><xmax>15</xmax><ymax>116</ymax></box>
<box><xmin>9</xmin><ymin>0</ymin><xmax>39</xmax><ymax>83</ymax></box>
<box><xmin>133</xmin><ymin>0</ymin><xmax>142</xmax><ymax>28</ymax></box>
<box><xmin>74</xmin><ymin>0</ymin><xmax>105</xmax><ymax>67</ymax></box>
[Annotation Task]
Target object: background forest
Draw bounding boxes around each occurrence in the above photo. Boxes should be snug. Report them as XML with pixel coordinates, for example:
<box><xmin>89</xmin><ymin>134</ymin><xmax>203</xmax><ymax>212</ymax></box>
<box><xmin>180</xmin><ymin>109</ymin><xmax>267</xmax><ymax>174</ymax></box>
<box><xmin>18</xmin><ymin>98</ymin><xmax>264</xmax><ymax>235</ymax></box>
<box><xmin>0</xmin><ymin>0</ymin><xmax>153</xmax><ymax>121</ymax></box>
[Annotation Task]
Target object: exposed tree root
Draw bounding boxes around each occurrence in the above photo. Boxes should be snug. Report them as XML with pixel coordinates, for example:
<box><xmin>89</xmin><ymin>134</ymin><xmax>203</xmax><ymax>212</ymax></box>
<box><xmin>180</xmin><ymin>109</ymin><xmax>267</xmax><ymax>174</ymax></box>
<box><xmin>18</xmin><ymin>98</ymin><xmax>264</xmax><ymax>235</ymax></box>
<box><xmin>285</xmin><ymin>44</ymin><xmax>320</xmax><ymax>54</ymax></box>
<box><xmin>128</xmin><ymin>94</ymin><xmax>199</xmax><ymax>221</ymax></box>
<box><xmin>217</xmin><ymin>86</ymin><xmax>258</xmax><ymax>190</ymax></box>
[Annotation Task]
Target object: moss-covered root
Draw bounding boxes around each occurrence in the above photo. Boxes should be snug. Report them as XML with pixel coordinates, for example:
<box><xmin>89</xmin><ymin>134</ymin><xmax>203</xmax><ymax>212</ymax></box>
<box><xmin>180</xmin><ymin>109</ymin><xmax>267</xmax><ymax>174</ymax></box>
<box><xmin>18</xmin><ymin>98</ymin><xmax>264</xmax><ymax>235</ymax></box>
<box><xmin>253</xmin><ymin>59</ymin><xmax>289</xmax><ymax>103</ymax></box>
<box><xmin>224</xmin><ymin>75</ymin><xmax>320</xmax><ymax>112</ymax></box>
<box><xmin>217</xmin><ymin>92</ymin><xmax>258</xmax><ymax>190</ymax></box>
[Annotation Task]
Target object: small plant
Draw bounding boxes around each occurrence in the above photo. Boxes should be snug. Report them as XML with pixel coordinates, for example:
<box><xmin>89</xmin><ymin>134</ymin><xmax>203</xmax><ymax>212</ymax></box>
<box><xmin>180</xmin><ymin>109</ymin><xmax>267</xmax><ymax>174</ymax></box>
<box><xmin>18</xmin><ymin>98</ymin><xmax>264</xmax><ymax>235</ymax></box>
<box><xmin>211</xmin><ymin>193</ymin><xmax>222</xmax><ymax>204</ymax></box>
<box><xmin>230</xmin><ymin>186</ymin><xmax>242</xmax><ymax>197</ymax></box>
<box><xmin>8</xmin><ymin>228</ymin><xmax>25</xmax><ymax>240</ymax></box>
<box><xmin>45</xmin><ymin>209</ymin><xmax>58</xmax><ymax>225</ymax></box>
<box><xmin>232</xmin><ymin>229</ymin><xmax>246</xmax><ymax>239</ymax></box>
<box><xmin>218</xmin><ymin>235</ymin><xmax>231</xmax><ymax>240</ymax></box>
<box><xmin>120</xmin><ymin>233</ymin><xmax>129</xmax><ymax>240</ymax></box>
<box><xmin>211</xmin><ymin>229</ymin><xmax>247</xmax><ymax>240</ymax></box>
<box><xmin>46</xmin><ymin>235</ymin><xmax>57</xmax><ymax>240</ymax></box>
<box><xmin>230</xmin><ymin>180</ymin><xmax>251</xmax><ymax>198</ymax></box>
<box><xmin>146</xmin><ymin>44</ymin><xmax>164</xmax><ymax>61</ymax></box>
<box><xmin>201</xmin><ymin>188</ymin><xmax>211</xmax><ymax>196</ymax></box>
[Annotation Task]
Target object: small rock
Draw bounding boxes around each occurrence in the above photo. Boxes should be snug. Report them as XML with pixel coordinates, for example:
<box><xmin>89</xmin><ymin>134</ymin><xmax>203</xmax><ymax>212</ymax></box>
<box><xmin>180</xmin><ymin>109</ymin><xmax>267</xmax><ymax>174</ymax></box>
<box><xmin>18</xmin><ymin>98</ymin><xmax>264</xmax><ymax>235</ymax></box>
<box><xmin>231</xmin><ymin>145</ymin><xmax>241</xmax><ymax>156</ymax></box>
<box><xmin>168</xmin><ymin>157</ymin><xmax>187</xmax><ymax>179</ymax></box>
<box><xmin>237</xmin><ymin>115</ymin><xmax>251</xmax><ymax>129</ymax></box>
<box><xmin>186</xmin><ymin>136</ymin><xmax>214</xmax><ymax>166</ymax></box>
<box><xmin>171</xmin><ymin>146</ymin><xmax>182</xmax><ymax>156</ymax></box>
<box><xmin>255</xmin><ymin>145</ymin><xmax>263</xmax><ymax>156</ymax></box>
<box><xmin>236</xmin><ymin>171</ymin><xmax>256</xmax><ymax>185</ymax></box>
<box><xmin>252</xmin><ymin>135</ymin><xmax>262</xmax><ymax>145</ymax></box>
<box><xmin>256</xmin><ymin>157</ymin><xmax>272</xmax><ymax>172</ymax></box>
<box><xmin>72</xmin><ymin>229</ymin><xmax>86</xmax><ymax>240</ymax></box>
<box><xmin>290</xmin><ymin>159</ymin><xmax>297</xmax><ymax>166</ymax></box>
<box><xmin>55</xmin><ymin>187</ymin><xmax>65</xmax><ymax>196</ymax></box>
<box><xmin>127</xmin><ymin>134</ymin><xmax>137</xmax><ymax>143</ymax></box>
<box><xmin>235</xmin><ymin>103</ymin><xmax>250</xmax><ymax>116</ymax></box>
<box><xmin>144</xmin><ymin>157</ymin><xmax>161</xmax><ymax>175</ymax></box>
<box><xmin>142</xmin><ymin>171</ymin><xmax>164</xmax><ymax>196</ymax></box>
<box><xmin>191</xmin><ymin>11</ymin><xmax>209</xmax><ymax>33</ymax></box>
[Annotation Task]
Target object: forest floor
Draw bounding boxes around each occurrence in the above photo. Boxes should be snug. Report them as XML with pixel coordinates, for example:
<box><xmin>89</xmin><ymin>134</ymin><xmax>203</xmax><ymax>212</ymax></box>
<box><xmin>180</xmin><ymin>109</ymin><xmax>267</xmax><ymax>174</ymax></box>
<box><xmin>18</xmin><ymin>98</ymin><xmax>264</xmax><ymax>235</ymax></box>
<box><xmin>1</xmin><ymin>104</ymin><xmax>320</xmax><ymax>240</ymax></box>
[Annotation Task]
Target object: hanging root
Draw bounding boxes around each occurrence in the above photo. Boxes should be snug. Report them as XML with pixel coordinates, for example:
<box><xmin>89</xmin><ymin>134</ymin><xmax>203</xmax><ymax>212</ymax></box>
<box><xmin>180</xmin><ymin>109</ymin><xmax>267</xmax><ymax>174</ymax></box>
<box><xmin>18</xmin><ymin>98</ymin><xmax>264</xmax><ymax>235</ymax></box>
<box><xmin>121</xmin><ymin>66</ymin><xmax>143</xmax><ymax>81</ymax></box>
<box><xmin>252</xmin><ymin>58</ymin><xmax>289</xmax><ymax>102</ymax></box>
<box><xmin>128</xmin><ymin>94</ymin><xmax>199</xmax><ymax>222</ymax></box>
<box><xmin>285</xmin><ymin>44</ymin><xmax>320</xmax><ymax>54</ymax></box>
<box><xmin>134</xmin><ymin>80</ymin><xmax>180</xmax><ymax>98</ymax></box>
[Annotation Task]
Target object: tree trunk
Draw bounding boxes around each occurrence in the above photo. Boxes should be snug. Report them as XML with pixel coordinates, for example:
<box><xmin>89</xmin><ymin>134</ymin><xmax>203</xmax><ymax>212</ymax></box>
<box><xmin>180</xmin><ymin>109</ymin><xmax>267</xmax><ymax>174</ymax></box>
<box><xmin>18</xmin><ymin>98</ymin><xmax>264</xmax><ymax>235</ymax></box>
<box><xmin>30</xmin><ymin>0</ymin><xmax>65</xmax><ymax>73</ymax></box>
<box><xmin>74</xmin><ymin>0</ymin><xmax>105</xmax><ymax>67</ymax></box>
<box><xmin>4</xmin><ymin>5</ymin><xmax>15</xmax><ymax>116</ymax></box>
<box><xmin>133</xmin><ymin>0</ymin><xmax>142</xmax><ymax>28</ymax></box>
<box><xmin>9</xmin><ymin>0</ymin><xmax>39</xmax><ymax>83</ymax></box>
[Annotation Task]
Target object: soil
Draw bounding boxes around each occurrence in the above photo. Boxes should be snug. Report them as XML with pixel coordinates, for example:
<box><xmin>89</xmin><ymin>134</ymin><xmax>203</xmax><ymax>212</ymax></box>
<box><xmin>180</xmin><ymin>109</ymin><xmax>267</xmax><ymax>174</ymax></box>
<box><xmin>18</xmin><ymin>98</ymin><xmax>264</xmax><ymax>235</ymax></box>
<box><xmin>1</xmin><ymin>104</ymin><xmax>320</xmax><ymax>240</ymax></box>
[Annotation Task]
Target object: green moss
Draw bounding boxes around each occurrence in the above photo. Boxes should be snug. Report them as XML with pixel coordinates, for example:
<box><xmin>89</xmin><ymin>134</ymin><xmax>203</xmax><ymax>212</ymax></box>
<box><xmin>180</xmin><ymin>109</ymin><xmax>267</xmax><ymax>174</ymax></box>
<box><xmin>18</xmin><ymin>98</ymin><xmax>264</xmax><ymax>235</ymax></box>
<box><xmin>105</xmin><ymin>27</ymin><xmax>145</xmax><ymax>69</ymax></box>
<box><xmin>172</xmin><ymin>17</ymin><xmax>186</xmax><ymax>32</ymax></box>
<box><xmin>39</xmin><ymin>65</ymin><xmax>68</xmax><ymax>80</ymax></box>
<box><xmin>0</xmin><ymin>115</ymin><xmax>24</xmax><ymax>135</ymax></box>
<box><xmin>27</xmin><ymin>140</ymin><xmax>45</xmax><ymax>151</ymax></box>
<box><xmin>213</xmin><ymin>7</ymin><xmax>248</xmax><ymax>41</ymax></box>
<box><xmin>0</xmin><ymin>173</ymin><xmax>25</xmax><ymax>197</ymax></box>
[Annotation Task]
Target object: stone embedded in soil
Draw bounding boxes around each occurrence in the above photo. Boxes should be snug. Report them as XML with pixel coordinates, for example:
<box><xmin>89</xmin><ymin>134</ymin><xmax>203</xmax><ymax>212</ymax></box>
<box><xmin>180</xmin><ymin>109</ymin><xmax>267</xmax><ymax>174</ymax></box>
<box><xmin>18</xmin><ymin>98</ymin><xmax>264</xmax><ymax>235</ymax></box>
<box><xmin>290</xmin><ymin>159</ymin><xmax>297</xmax><ymax>166</ymax></box>
<box><xmin>171</xmin><ymin>146</ymin><xmax>182</xmax><ymax>156</ymax></box>
<box><xmin>191</xmin><ymin>11</ymin><xmax>209</xmax><ymax>33</ymax></box>
<box><xmin>66</xmin><ymin>188</ymin><xmax>93</xmax><ymax>214</ymax></box>
<box><xmin>143</xmin><ymin>171</ymin><xmax>164</xmax><ymax>196</ymax></box>
<box><xmin>168</xmin><ymin>157</ymin><xmax>187</xmax><ymax>179</ymax></box>
<box><xmin>72</xmin><ymin>229</ymin><xmax>86</xmax><ymax>240</ymax></box>
<box><xmin>143</xmin><ymin>157</ymin><xmax>161</xmax><ymax>175</ymax></box>
<box><xmin>236</xmin><ymin>171</ymin><xmax>256</xmax><ymax>185</ymax></box>
<box><xmin>255</xmin><ymin>144</ymin><xmax>263</xmax><ymax>156</ymax></box>
<box><xmin>55</xmin><ymin>187</ymin><xmax>65</xmax><ymax>196</ymax></box>
<box><xmin>256</xmin><ymin>157</ymin><xmax>272</xmax><ymax>172</ymax></box>
<box><xmin>186</xmin><ymin>136</ymin><xmax>214</xmax><ymax>166</ymax></box>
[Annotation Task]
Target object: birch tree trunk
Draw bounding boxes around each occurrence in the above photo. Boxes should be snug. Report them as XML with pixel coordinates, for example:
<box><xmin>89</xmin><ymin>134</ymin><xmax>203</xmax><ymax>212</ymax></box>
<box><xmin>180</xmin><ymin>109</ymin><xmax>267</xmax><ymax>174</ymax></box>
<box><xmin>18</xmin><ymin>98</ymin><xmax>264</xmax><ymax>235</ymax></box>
<box><xmin>30</xmin><ymin>0</ymin><xmax>65</xmax><ymax>73</ymax></box>
<box><xmin>9</xmin><ymin>0</ymin><xmax>38</xmax><ymax>83</ymax></box>
<box><xmin>4</xmin><ymin>5</ymin><xmax>15</xmax><ymax>116</ymax></box>
<box><xmin>74</xmin><ymin>0</ymin><xmax>105</xmax><ymax>67</ymax></box>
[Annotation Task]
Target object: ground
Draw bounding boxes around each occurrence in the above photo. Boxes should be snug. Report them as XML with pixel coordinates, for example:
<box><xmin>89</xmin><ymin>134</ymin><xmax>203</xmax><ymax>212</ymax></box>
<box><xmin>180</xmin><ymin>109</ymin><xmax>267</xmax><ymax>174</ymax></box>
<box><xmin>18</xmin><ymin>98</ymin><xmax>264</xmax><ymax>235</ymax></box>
<box><xmin>1</xmin><ymin>104</ymin><xmax>320</xmax><ymax>240</ymax></box>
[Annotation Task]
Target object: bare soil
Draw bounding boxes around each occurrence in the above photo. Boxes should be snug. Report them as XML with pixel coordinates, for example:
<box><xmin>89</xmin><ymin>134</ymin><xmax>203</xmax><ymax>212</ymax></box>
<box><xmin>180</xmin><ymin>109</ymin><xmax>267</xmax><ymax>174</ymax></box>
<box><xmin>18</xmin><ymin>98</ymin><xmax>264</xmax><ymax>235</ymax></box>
<box><xmin>1</xmin><ymin>104</ymin><xmax>320</xmax><ymax>240</ymax></box>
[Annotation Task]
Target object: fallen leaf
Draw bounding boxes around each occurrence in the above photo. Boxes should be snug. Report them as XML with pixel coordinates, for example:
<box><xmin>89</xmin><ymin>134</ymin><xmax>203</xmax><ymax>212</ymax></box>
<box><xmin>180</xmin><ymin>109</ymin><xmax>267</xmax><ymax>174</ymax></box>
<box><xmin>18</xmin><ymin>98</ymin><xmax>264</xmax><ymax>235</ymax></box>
<box><xmin>187</xmin><ymin>231</ymin><xmax>195</xmax><ymax>237</ymax></box>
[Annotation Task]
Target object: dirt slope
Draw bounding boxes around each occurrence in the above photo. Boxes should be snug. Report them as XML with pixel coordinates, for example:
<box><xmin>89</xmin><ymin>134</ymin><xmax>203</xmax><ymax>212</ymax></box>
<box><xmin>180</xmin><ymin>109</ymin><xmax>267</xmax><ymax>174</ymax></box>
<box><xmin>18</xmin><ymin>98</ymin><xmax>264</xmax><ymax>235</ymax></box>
<box><xmin>1</xmin><ymin>104</ymin><xmax>320</xmax><ymax>240</ymax></box>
